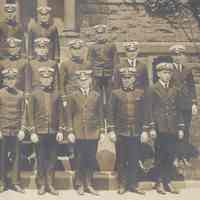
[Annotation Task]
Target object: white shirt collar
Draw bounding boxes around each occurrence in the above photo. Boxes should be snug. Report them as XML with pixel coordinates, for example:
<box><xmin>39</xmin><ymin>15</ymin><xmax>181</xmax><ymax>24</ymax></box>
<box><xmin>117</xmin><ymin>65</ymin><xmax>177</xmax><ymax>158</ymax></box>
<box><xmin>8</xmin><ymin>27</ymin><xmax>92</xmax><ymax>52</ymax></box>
<box><xmin>80</xmin><ymin>88</ymin><xmax>90</xmax><ymax>96</ymax></box>
<box><xmin>159</xmin><ymin>79</ymin><xmax>169</xmax><ymax>88</ymax></box>
<box><xmin>127</xmin><ymin>58</ymin><xmax>136</xmax><ymax>67</ymax></box>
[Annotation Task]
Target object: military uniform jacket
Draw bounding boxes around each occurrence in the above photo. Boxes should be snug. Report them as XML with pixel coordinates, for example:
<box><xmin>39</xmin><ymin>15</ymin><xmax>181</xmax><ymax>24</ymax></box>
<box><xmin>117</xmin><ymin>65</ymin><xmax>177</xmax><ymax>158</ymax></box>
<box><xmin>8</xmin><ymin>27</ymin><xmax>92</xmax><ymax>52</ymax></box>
<box><xmin>114</xmin><ymin>58</ymin><xmax>149</xmax><ymax>89</ymax></box>
<box><xmin>171</xmin><ymin>64</ymin><xmax>197</xmax><ymax>111</ymax></box>
<box><xmin>146</xmin><ymin>81</ymin><xmax>184</xmax><ymax>134</ymax></box>
<box><xmin>0</xmin><ymin>19</ymin><xmax>24</xmax><ymax>57</ymax></box>
<box><xmin>0</xmin><ymin>87</ymin><xmax>25</xmax><ymax>136</ymax></box>
<box><xmin>29</xmin><ymin>59</ymin><xmax>59</xmax><ymax>91</ymax></box>
<box><xmin>28</xmin><ymin>20</ymin><xmax>60</xmax><ymax>62</ymax></box>
<box><xmin>107</xmin><ymin>88</ymin><xmax>145</xmax><ymax>137</ymax></box>
<box><xmin>0</xmin><ymin>57</ymin><xmax>27</xmax><ymax>90</ymax></box>
<box><xmin>29</xmin><ymin>88</ymin><xmax>61</xmax><ymax>135</ymax></box>
<box><xmin>64</xmin><ymin>89</ymin><xmax>104</xmax><ymax>140</ymax></box>
<box><xmin>88</xmin><ymin>41</ymin><xmax>117</xmax><ymax>77</ymax></box>
<box><xmin>60</xmin><ymin>58</ymin><xmax>91</xmax><ymax>96</ymax></box>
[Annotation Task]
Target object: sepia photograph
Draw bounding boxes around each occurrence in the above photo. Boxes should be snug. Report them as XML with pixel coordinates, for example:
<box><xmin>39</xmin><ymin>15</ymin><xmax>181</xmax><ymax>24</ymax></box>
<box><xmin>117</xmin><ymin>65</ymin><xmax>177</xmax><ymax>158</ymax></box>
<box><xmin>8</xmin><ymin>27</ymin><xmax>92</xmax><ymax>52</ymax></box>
<box><xmin>0</xmin><ymin>0</ymin><xmax>200</xmax><ymax>199</ymax></box>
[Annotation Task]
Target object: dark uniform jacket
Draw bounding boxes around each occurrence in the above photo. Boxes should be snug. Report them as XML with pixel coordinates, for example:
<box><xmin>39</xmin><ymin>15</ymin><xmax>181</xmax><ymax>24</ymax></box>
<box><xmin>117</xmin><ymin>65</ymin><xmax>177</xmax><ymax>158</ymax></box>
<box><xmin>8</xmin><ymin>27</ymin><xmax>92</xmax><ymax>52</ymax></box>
<box><xmin>0</xmin><ymin>57</ymin><xmax>27</xmax><ymax>90</ymax></box>
<box><xmin>146</xmin><ymin>81</ymin><xmax>184</xmax><ymax>134</ymax></box>
<box><xmin>29</xmin><ymin>59</ymin><xmax>59</xmax><ymax>91</ymax></box>
<box><xmin>0</xmin><ymin>87</ymin><xmax>25</xmax><ymax>136</ymax></box>
<box><xmin>0</xmin><ymin>19</ymin><xmax>24</xmax><ymax>58</ymax></box>
<box><xmin>64</xmin><ymin>89</ymin><xmax>104</xmax><ymax>140</ymax></box>
<box><xmin>107</xmin><ymin>88</ymin><xmax>145</xmax><ymax>137</ymax></box>
<box><xmin>60</xmin><ymin>58</ymin><xmax>91</xmax><ymax>96</ymax></box>
<box><xmin>29</xmin><ymin>88</ymin><xmax>61</xmax><ymax>135</ymax></box>
<box><xmin>114</xmin><ymin>58</ymin><xmax>149</xmax><ymax>89</ymax></box>
<box><xmin>171</xmin><ymin>64</ymin><xmax>197</xmax><ymax>111</ymax></box>
<box><xmin>28</xmin><ymin>20</ymin><xmax>60</xmax><ymax>62</ymax></box>
<box><xmin>88</xmin><ymin>42</ymin><xmax>117</xmax><ymax>77</ymax></box>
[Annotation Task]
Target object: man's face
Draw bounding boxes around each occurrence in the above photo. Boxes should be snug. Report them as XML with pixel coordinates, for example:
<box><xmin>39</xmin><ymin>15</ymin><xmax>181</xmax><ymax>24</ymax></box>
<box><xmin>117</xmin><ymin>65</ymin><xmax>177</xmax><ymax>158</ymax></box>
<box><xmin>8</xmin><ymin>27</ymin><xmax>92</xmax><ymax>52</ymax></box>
<box><xmin>76</xmin><ymin>71</ymin><xmax>92</xmax><ymax>90</ymax></box>
<box><xmin>35</xmin><ymin>47</ymin><xmax>48</xmax><ymax>58</ymax></box>
<box><xmin>4</xmin><ymin>77</ymin><xmax>17</xmax><ymax>88</ymax></box>
<box><xmin>70</xmin><ymin>48</ymin><xmax>82</xmax><ymax>59</ymax></box>
<box><xmin>157</xmin><ymin>70</ymin><xmax>172</xmax><ymax>83</ymax></box>
<box><xmin>6</xmin><ymin>11</ymin><xmax>16</xmax><ymax>21</ymax></box>
<box><xmin>173</xmin><ymin>53</ymin><xmax>186</xmax><ymax>64</ymax></box>
<box><xmin>126</xmin><ymin>51</ymin><xmax>138</xmax><ymax>60</ymax></box>
<box><xmin>40</xmin><ymin>76</ymin><xmax>53</xmax><ymax>88</ymax></box>
<box><xmin>38</xmin><ymin>13</ymin><xmax>50</xmax><ymax>24</ymax></box>
<box><xmin>8</xmin><ymin>46</ymin><xmax>21</xmax><ymax>56</ymax></box>
<box><xmin>96</xmin><ymin>32</ymin><xmax>106</xmax><ymax>42</ymax></box>
<box><xmin>121</xmin><ymin>76</ymin><xmax>136</xmax><ymax>89</ymax></box>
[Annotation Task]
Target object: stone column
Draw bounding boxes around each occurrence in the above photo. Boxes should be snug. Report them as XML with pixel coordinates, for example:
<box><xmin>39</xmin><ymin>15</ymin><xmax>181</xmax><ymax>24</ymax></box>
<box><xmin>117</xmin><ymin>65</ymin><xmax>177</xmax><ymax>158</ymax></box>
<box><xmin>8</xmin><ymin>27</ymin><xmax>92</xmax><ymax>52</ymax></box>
<box><xmin>62</xmin><ymin>0</ymin><xmax>80</xmax><ymax>39</ymax></box>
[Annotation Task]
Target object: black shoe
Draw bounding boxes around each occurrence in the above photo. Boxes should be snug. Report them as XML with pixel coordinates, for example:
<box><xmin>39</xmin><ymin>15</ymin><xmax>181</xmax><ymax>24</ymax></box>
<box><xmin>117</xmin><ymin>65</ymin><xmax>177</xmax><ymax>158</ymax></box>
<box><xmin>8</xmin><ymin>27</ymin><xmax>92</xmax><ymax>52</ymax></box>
<box><xmin>12</xmin><ymin>185</ymin><xmax>25</xmax><ymax>193</ymax></box>
<box><xmin>164</xmin><ymin>183</ymin><xmax>179</xmax><ymax>194</ymax></box>
<box><xmin>77</xmin><ymin>185</ymin><xmax>84</xmax><ymax>195</ymax></box>
<box><xmin>86</xmin><ymin>186</ymin><xmax>99</xmax><ymax>196</ymax></box>
<box><xmin>129</xmin><ymin>186</ymin><xmax>146</xmax><ymax>195</ymax></box>
<box><xmin>38</xmin><ymin>185</ymin><xmax>46</xmax><ymax>195</ymax></box>
<box><xmin>118</xmin><ymin>187</ymin><xmax>127</xmax><ymax>195</ymax></box>
<box><xmin>48</xmin><ymin>185</ymin><xmax>59</xmax><ymax>196</ymax></box>
<box><xmin>155</xmin><ymin>183</ymin><xmax>166</xmax><ymax>195</ymax></box>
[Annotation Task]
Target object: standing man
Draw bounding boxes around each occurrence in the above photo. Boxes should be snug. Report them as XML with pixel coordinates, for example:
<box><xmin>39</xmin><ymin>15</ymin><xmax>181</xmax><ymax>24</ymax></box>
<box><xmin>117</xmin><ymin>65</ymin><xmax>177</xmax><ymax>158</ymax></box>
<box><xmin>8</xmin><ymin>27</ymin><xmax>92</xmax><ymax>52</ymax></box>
<box><xmin>88</xmin><ymin>24</ymin><xmax>117</xmax><ymax>105</ymax></box>
<box><xmin>29</xmin><ymin>37</ymin><xmax>59</xmax><ymax>91</ymax></box>
<box><xmin>146</xmin><ymin>57</ymin><xmax>185</xmax><ymax>194</ymax></box>
<box><xmin>114</xmin><ymin>41</ymin><xmax>149</xmax><ymax>90</ymax></box>
<box><xmin>28</xmin><ymin>6</ymin><xmax>60</xmax><ymax>62</ymax></box>
<box><xmin>0</xmin><ymin>3</ymin><xmax>24</xmax><ymax>59</ymax></box>
<box><xmin>107</xmin><ymin>67</ymin><xmax>146</xmax><ymax>195</ymax></box>
<box><xmin>64</xmin><ymin>69</ymin><xmax>104</xmax><ymax>196</ymax></box>
<box><xmin>28</xmin><ymin>66</ymin><xmax>63</xmax><ymax>196</ymax></box>
<box><xmin>0</xmin><ymin>37</ymin><xmax>27</xmax><ymax>90</ymax></box>
<box><xmin>0</xmin><ymin>68</ymin><xmax>26</xmax><ymax>193</ymax></box>
<box><xmin>60</xmin><ymin>39</ymin><xmax>90</xmax><ymax>99</ymax></box>
<box><xmin>170</xmin><ymin>45</ymin><xmax>197</xmax><ymax>163</ymax></box>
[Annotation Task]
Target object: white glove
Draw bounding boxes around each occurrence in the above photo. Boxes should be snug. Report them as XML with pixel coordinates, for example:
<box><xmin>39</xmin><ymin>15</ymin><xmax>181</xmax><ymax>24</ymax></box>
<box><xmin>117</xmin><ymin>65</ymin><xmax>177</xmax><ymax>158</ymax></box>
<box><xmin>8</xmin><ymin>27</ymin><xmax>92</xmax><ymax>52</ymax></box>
<box><xmin>31</xmin><ymin>133</ymin><xmax>39</xmax><ymax>143</ymax></box>
<box><xmin>56</xmin><ymin>132</ymin><xmax>64</xmax><ymax>143</ymax></box>
<box><xmin>178</xmin><ymin>130</ymin><xmax>184</xmax><ymax>140</ymax></box>
<box><xmin>109</xmin><ymin>131</ymin><xmax>117</xmax><ymax>143</ymax></box>
<box><xmin>18</xmin><ymin>130</ymin><xmax>25</xmax><ymax>141</ymax></box>
<box><xmin>68</xmin><ymin>133</ymin><xmax>76</xmax><ymax>143</ymax></box>
<box><xmin>150</xmin><ymin>129</ymin><xmax>157</xmax><ymax>139</ymax></box>
<box><xmin>140</xmin><ymin>131</ymin><xmax>149</xmax><ymax>143</ymax></box>
<box><xmin>192</xmin><ymin>104</ymin><xmax>198</xmax><ymax>116</ymax></box>
<box><xmin>0</xmin><ymin>131</ymin><xmax>2</xmax><ymax>140</ymax></box>
<box><xmin>99</xmin><ymin>133</ymin><xmax>105</xmax><ymax>143</ymax></box>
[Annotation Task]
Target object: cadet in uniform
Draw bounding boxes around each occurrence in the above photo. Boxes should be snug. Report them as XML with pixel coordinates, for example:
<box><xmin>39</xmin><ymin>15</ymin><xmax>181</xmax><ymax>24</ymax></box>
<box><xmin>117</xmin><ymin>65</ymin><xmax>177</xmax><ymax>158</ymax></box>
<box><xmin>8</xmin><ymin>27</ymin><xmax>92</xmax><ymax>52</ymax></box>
<box><xmin>29</xmin><ymin>37</ymin><xmax>59</xmax><ymax>91</ymax></box>
<box><xmin>0</xmin><ymin>3</ymin><xmax>24</xmax><ymax>59</ymax></box>
<box><xmin>107</xmin><ymin>67</ymin><xmax>146</xmax><ymax>195</ymax></box>
<box><xmin>64</xmin><ymin>69</ymin><xmax>104</xmax><ymax>196</ymax></box>
<box><xmin>146</xmin><ymin>57</ymin><xmax>185</xmax><ymax>194</ymax></box>
<box><xmin>170</xmin><ymin>45</ymin><xmax>197</xmax><ymax>164</ymax></box>
<box><xmin>88</xmin><ymin>24</ymin><xmax>117</xmax><ymax>103</ymax></box>
<box><xmin>0</xmin><ymin>68</ymin><xmax>26</xmax><ymax>193</ymax></box>
<box><xmin>0</xmin><ymin>37</ymin><xmax>27</xmax><ymax>91</ymax></box>
<box><xmin>114</xmin><ymin>41</ymin><xmax>149</xmax><ymax>90</ymax></box>
<box><xmin>28</xmin><ymin>66</ymin><xmax>63</xmax><ymax>195</ymax></box>
<box><xmin>60</xmin><ymin>39</ymin><xmax>91</xmax><ymax>99</ymax></box>
<box><xmin>28</xmin><ymin>6</ymin><xmax>60</xmax><ymax>62</ymax></box>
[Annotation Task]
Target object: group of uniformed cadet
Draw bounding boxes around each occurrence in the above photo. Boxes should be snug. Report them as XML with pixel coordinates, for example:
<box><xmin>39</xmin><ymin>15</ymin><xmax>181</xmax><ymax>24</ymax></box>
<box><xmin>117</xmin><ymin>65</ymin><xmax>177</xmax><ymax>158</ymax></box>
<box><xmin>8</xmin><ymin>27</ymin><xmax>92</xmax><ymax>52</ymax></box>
<box><xmin>0</xmin><ymin>2</ymin><xmax>198</xmax><ymax>196</ymax></box>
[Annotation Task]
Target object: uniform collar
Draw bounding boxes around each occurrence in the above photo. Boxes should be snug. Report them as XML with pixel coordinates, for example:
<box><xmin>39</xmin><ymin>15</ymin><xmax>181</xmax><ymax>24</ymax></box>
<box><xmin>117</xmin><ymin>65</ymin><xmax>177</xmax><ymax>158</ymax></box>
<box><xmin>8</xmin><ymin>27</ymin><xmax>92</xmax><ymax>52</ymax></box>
<box><xmin>80</xmin><ymin>87</ymin><xmax>90</xmax><ymax>96</ymax></box>
<box><xmin>159</xmin><ymin>79</ymin><xmax>169</xmax><ymax>88</ymax></box>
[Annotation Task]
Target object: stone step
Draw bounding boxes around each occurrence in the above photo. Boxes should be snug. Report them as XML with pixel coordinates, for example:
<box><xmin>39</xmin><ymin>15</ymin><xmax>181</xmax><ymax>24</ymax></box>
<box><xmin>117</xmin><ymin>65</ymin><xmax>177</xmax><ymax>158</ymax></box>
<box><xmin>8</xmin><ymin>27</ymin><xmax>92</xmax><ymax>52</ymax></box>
<box><xmin>20</xmin><ymin>170</ymin><xmax>200</xmax><ymax>190</ymax></box>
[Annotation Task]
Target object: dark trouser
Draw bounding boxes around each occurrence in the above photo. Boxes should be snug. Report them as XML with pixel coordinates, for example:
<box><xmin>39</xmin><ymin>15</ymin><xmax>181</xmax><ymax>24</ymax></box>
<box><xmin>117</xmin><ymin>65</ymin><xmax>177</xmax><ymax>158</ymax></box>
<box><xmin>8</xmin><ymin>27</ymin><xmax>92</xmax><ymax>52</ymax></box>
<box><xmin>0</xmin><ymin>136</ymin><xmax>21</xmax><ymax>187</ymax></box>
<box><xmin>176</xmin><ymin>110</ymin><xmax>192</xmax><ymax>160</ymax></box>
<box><xmin>75</xmin><ymin>139</ymin><xmax>98</xmax><ymax>188</ymax></box>
<box><xmin>116</xmin><ymin>135</ymin><xmax>140</xmax><ymax>188</ymax></box>
<box><xmin>155</xmin><ymin>134</ymin><xmax>177</xmax><ymax>184</ymax></box>
<box><xmin>35</xmin><ymin>135</ymin><xmax>57</xmax><ymax>187</ymax></box>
